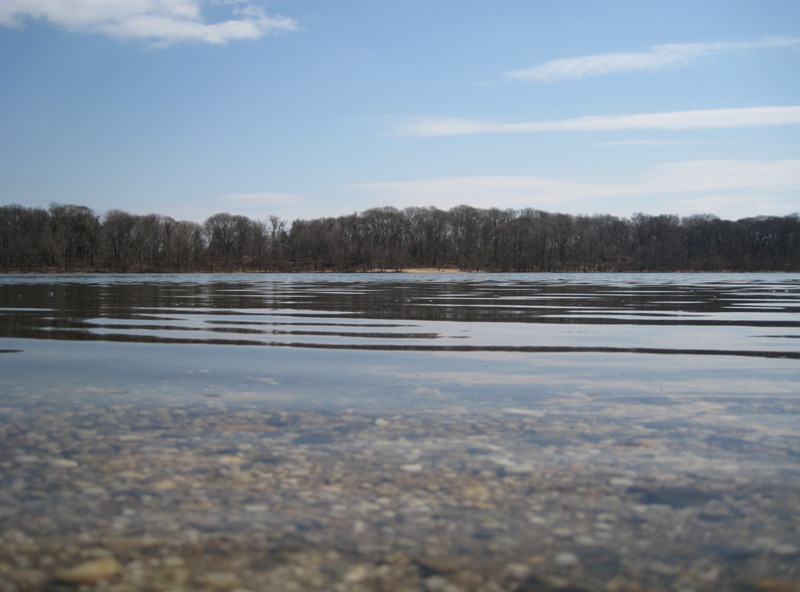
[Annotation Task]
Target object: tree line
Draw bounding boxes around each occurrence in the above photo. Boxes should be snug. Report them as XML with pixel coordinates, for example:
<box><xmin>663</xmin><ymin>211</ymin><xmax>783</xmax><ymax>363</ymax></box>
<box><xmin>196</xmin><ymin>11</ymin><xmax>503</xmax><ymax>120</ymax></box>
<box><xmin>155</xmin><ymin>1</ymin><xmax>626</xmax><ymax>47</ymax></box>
<box><xmin>1</xmin><ymin>202</ymin><xmax>798</xmax><ymax>273</ymax></box>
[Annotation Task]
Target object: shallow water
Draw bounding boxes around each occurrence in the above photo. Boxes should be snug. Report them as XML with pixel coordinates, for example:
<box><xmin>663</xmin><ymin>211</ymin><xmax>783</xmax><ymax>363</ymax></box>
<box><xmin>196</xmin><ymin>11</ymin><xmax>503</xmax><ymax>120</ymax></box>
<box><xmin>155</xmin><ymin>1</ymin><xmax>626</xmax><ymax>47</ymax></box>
<box><xmin>0</xmin><ymin>272</ymin><xmax>798</xmax><ymax>410</ymax></box>
<box><xmin>2</xmin><ymin>272</ymin><xmax>800</xmax><ymax>354</ymax></box>
<box><xmin>1</xmin><ymin>273</ymin><xmax>799</xmax><ymax>590</ymax></box>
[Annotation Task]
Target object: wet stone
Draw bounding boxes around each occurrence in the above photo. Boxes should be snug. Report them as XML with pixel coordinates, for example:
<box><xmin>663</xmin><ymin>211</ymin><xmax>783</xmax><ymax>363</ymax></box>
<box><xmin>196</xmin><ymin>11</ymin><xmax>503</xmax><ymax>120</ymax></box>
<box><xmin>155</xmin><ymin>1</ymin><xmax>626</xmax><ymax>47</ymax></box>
<box><xmin>55</xmin><ymin>556</ymin><xmax>121</xmax><ymax>584</ymax></box>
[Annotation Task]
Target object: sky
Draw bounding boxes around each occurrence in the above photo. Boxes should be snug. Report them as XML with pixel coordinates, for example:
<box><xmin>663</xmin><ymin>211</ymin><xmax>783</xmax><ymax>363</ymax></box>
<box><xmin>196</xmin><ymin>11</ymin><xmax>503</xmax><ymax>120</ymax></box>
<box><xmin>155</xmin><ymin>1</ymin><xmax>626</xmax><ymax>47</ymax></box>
<box><xmin>1</xmin><ymin>0</ymin><xmax>799</xmax><ymax>225</ymax></box>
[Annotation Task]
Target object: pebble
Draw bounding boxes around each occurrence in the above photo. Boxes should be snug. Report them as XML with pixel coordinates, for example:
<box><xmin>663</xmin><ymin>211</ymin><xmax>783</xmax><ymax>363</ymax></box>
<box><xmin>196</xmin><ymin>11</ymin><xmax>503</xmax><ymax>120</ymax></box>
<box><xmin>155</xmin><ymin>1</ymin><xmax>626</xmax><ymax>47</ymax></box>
<box><xmin>553</xmin><ymin>552</ymin><xmax>579</xmax><ymax>567</ymax></box>
<box><xmin>401</xmin><ymin>463</ymin><xmax>423</xmax><ymax>472</ymax></box>
<box><xmin>55</xmin><ymin>556</ymin><xmax>121</xmax><ymax>584</ymax></box>
<box><xmin>51</xmin><ymin>458</ymin><xmax>79</xmax><ymax>468</ymax></box>
<box><xmin>609</xmin><ymin>477</ymin><xmax>634</xmax><ymax>487</ymax></box>
<box><xmin>772</xmin><ymin>544</ymin><xmax>799</xmax><ymax>556</ymax></box>
<box><xmin>343</xmin><ymin>564</ymin><xmax>369</xmax><ymax>583</ymax></box>
<box><xmin>151</xmin><ymin>478</ymin><xmax>177</xmax><ymax>490</ymax></box>
<box><xmin>503</xmin><ymin>563</ymin><xmax>532</xmax><ymax>580</ymax></box>
<box><xmin>203</xmin><ymin>571</ymin><xmax>240</xmax><ymax>589</ymax></box>
<box><xmin>163</xmin><ymin>556</ymin><xmax>184</xmax><ymax>567</ymax></box>
<box><xmin>497</xmin><ymin>460</ymin><xmax>535</xmax><ymax>474</ymax></box>
<box><xmin>424</xmin><ymin>575</ymin><xmax>464</xmax><ymax>592</ymax></box>
<box><xmin>647</xmin><ymin>561</ymin><xmax>679</xmax><ymax>575</ymax></box>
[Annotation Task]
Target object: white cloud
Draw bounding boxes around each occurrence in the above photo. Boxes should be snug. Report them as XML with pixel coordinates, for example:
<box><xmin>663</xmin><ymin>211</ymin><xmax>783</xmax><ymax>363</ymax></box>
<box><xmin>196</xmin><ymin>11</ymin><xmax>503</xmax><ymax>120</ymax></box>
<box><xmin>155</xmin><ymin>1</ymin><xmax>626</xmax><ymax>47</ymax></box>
<box><xmin>393</xmin><ymin>106</ymin><xmax>800</xmax><ymax>137</ymax></box>
<box><xmin>505</xmin><ymin>37</ymin><xmax>800</xmax><ymax>82</ymax></box>
<box><xmin>596</xmin><ymin>140</ymin><xmax>711</xmax><ymax>147</ymax></box>
<box><xmin>640</xmin><ymin>160</ymin><xmax>800</xmax><ymax>194</ymax></box>
<box><xmin>0</xmin><ymin>0</ymin><xmax>297</xmax><ymax>46</ymax></box>
<box><xmin>351</xmin><ymin>160</ymin><xmax>800</xmax><ymax>216</ymax></box>
<box><xmin>667</xmin><ymin>194</ymin><xmax>796</xmax><ymax>220</ymax></box>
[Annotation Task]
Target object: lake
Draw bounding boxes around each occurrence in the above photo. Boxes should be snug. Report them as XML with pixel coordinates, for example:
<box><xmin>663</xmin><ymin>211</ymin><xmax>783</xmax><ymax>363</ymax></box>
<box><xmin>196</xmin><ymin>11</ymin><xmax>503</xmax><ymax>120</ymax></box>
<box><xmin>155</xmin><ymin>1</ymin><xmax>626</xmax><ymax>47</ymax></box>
<box><xmin>1</xmin><ymin>273</ymin><xmax>799</xmax><ymax>591</ymax></box>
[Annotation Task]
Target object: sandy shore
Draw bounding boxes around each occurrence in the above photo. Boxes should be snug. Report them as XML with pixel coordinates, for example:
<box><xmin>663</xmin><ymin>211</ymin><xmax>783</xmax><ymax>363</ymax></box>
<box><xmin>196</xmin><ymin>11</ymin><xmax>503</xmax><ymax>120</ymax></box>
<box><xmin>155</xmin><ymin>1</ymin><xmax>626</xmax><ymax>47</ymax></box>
<box><xmin>401</xmin><ymin>268</ymin><xmax>467</xmax><ymax>274</ymax></box>
<box><xmin>1</xmin><ymin>395</ymin><xmax>799</xmax><ymax>591</ymax></box>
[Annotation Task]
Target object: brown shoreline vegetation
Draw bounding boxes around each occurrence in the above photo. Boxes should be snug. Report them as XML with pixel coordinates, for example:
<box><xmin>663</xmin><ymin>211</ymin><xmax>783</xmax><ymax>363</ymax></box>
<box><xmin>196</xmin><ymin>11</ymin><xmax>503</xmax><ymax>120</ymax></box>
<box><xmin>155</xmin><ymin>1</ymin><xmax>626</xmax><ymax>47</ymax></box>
<box><xmin>1</xmin><ymin>203</ymin><xmax>799</xmax><ymax>274</ymax></box>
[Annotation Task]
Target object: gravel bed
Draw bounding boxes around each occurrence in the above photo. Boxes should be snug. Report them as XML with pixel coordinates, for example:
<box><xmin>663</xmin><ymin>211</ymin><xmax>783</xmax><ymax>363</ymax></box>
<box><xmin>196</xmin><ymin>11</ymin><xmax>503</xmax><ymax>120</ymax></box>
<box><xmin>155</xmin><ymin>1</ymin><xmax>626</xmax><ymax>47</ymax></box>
<box><xmin>1</xmin><ymin>397</ymin><xmax>799</xmax><ymax>591</ymax></box>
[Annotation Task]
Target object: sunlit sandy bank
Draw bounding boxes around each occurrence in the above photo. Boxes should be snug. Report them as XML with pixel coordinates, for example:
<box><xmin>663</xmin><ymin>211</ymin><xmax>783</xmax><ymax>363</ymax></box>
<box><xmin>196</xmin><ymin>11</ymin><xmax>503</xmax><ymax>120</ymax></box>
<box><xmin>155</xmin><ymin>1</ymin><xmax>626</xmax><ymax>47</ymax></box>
<box><xmin>400</xmin><ymin>267</ymin><xmax>466</xmax><ymax>273</ymax></box>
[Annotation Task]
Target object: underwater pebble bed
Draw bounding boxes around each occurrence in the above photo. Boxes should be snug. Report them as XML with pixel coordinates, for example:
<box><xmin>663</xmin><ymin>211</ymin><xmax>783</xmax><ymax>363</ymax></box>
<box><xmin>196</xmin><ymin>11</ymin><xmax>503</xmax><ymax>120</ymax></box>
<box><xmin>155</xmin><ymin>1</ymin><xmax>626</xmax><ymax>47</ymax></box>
<box><xmin>1</xmin><ymin>394</ymin><xmax>799</xmax><ymax>592</ymax></box>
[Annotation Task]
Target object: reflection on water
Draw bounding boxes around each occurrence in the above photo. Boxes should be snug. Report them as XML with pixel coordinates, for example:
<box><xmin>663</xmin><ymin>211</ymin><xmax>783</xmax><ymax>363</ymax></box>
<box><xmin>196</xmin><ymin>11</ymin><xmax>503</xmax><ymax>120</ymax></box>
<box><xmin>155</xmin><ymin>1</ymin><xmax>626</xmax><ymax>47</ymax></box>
<box><xmin>1</xmin><ymin>272</ymin><xmax>799</xmax><ymax>358</ymax></box>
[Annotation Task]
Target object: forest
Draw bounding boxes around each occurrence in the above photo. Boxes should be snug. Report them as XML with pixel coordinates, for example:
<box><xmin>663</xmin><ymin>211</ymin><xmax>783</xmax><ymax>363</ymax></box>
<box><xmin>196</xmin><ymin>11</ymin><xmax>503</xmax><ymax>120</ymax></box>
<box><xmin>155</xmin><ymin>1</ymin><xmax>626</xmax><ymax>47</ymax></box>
<box><xmin>1</xmin><ymin>202</ymin><xmax>798</xmax><ymax>273</ymax></box>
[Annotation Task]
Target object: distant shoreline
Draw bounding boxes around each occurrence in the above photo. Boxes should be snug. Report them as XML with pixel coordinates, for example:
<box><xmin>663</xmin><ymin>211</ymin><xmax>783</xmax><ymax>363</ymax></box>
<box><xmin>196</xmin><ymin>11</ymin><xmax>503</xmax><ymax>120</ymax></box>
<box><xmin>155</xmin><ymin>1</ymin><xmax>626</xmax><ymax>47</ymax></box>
<box><xmin>399</xmin><ymin>267</ymin><xmax>464</xmax><ymax>274</ymax></box>
<box><xmin>2</xmin><ymin>268</ymin><xmax>798</xmax><ymax>275</ymax></box>
<box><xmin>3</xmin><ymin>203</ymin><xmax>799</xmax><ymax>274</ymax></box>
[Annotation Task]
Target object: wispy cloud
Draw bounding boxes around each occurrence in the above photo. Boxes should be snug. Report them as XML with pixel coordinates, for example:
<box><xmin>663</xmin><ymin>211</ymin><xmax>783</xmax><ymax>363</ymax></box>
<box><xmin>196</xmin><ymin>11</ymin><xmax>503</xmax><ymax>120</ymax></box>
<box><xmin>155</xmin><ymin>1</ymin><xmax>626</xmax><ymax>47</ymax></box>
<box><xmin>505</xmin><ymin>37</ymin><xmax>800</xmax><ymax>82</ymax></box>
<box><xmin>352</xmin><ymin>160</ymin><xmax>800</xmax><ymax>216</ymax></box>
<box><xmin>596</xmin><ymin>140</ymin><xmax>711</xmax><ymax>147</ymax></box>
<box><xmin>641</xmin><ymin>160</ymin><xmax>800</xmax><ymax>194</ymax></box>
<box><xmin>393</xmin><ymin>106</ymin><xmax>800</xmax><ymax>137</ymax></box>
<box><xmin>0</xmin><ymin>0</ymin><xmax>297</xmax><ymax>47</ymax></box>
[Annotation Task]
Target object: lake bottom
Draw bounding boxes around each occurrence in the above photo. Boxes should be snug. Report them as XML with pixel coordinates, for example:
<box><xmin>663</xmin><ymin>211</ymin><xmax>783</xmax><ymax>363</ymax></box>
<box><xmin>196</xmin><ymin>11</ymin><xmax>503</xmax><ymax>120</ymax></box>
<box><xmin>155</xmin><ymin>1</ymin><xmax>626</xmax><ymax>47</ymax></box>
<box><xmin>1</xmin><ymin>341</ymin><xmax>799</xmax><ymax>591</ymax></box>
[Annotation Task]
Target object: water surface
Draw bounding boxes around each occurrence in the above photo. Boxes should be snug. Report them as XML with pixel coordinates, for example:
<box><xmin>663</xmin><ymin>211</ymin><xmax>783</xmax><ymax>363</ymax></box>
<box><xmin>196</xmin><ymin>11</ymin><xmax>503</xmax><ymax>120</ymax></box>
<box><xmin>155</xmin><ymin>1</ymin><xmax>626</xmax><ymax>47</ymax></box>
<box><xmin>1</xmin><ymin>273</ymin><xmax>799</xmax><ymax>590</ymax></box>
<box><xmin>0</xmin><ymin>273</ymin><xmax>798</xmax><ymax>351</ymax></box>
<box><xmin>1</xmin><ymin>273</ymin><xmax>798</xmax><ymax>411</ymax></box>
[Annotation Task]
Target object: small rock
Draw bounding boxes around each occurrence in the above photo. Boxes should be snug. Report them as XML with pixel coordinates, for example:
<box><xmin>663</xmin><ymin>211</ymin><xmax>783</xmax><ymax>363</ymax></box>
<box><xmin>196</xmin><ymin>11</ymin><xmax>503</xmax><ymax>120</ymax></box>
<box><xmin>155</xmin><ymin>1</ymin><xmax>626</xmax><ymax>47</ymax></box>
<box><xmin>553</xmin><ymin>552</ymin><xmax>579</xmax><ymax>567</ymax></box>
<box><xmin>699</xmin><ymin>567</ymin><xmax>720</xmax><ymax>582</ymax></box>
<box><xmin>553</xmin><ymin>527</ymin><xmax>573</xmax><ymax>538</ymax></box>
<box><xmin>647</xmin><ymin>561</ymin><xmax>679</xmax><ymax>575</ymax></box>
<box><xmin>203</xmin><ymin>571</ymin><xmax>240</xmax><ymax>589</ymax></box>
<box><xmin>51</xmin><ymin>458</ymin><xmax>79</xmax><ymax>468</ymax></box>
<box><xmin>424</xmin><ymin>575</ymin><xmax>463</xmax><ymax>592</ymax></box>
<box><xmin>56</xmin><ymin>557</ymin><xmax>121</xmax><ymax>584</ymax></box>
<box><xmin>498</xmin><ymin>461</ymin><xmax>535</xmax><ymax>474</ymax></box>
<box><xmin>462</xmin><ymin>483</ymin><xmax>491</xmax><ymax>500</ymax></box>
<box><xmin>503</xmin><ymin>563</ymin><xmax>532</xmax><ymax>580</ymax></box>
<box><xmin>352</xmin><ymin>519</ymin><xmax>367</xmax><ymax>535</ymax></box>
<box><xmin>162</xmin><ymin>556</ymin><xmax>184</xmax><ymax>567</ymax></box>
<box><xmin>609</xmin><ymin>477</ymin><xmax>634</xmax><ymax>487</ymax></box>
<box><xmin>401</xmin><ymin>463</ymin><xmax>423</xmax><ymax>473</ymax></box>
<box><xmin>343</xmin><ymin>564</ymin><xmax>369</xmax><ymax>583</ymax></box>
<box><xmin>151</xmin><ymin>478</ymin><xmax>177</xmax><ymax>490</ymax></box>
<box><xmin>772</xmin><ymin>544</ymin><xmax>799</xmax><ymax>556</ymax></box>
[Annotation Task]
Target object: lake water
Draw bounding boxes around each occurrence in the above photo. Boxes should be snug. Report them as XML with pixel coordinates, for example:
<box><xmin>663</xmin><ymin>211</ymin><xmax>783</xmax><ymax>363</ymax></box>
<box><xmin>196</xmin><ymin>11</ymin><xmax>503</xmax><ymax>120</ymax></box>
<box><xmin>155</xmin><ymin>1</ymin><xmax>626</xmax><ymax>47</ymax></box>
<box><xmin>1</xmin><ymin>273</ymin><xmax>799</xmax><ymax>590</ymax></box>
<box><xmin>1</xmin><ymin>272</ymin><xmax>799</xmax><ymax>410</ymax></box>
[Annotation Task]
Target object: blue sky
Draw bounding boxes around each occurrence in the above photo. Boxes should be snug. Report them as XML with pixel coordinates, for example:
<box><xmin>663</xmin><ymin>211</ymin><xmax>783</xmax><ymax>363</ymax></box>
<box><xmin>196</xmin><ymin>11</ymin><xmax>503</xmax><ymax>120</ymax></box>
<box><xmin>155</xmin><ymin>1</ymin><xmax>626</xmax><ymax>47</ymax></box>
<box><xmin>1</xmin><ymin>0</ymin><xmax>798</xmax><ymax>224</ymax></box>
